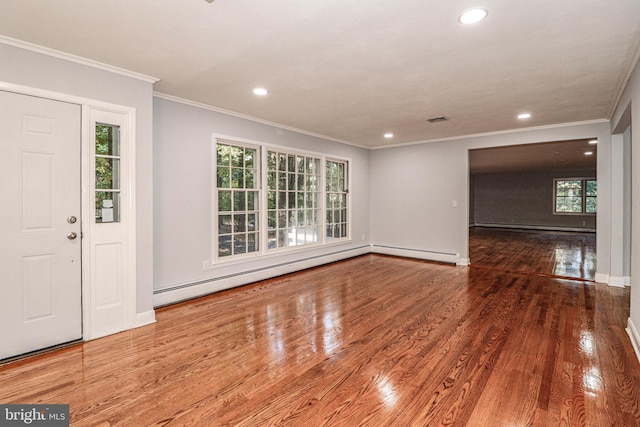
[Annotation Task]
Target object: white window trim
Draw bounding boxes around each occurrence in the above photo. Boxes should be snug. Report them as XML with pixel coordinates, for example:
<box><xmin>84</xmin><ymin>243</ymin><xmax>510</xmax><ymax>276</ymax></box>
<box><xmin>211</xmin><ymin>134</ymin><xmax>352</xmax><ymax>264</ymax></box>
<box><xmin>212</xmin><ymin>138</ymin><xmax>262</xmax><ymax>263</ymax></box>
<box><xmin>325</xmin><ymin>157</ymin><xmax>351</xmax><ymax>242</ymax></box>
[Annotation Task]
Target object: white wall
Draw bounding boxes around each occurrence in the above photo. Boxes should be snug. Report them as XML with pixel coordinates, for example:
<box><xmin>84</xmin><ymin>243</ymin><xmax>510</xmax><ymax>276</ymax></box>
<box><xmin>153</xmin><ymin>96</ymin><xmax>371</xmax><ymax>305</ymax></box>
<box><xmin>370</xmin><ymin>121</ymin><xmax>612</xmax><ymax>272</ymax></box>
<box><xmin>611</xmin><ymin>57</ymin><xmax>640</xmax><ymax>357</ymax></box>
<box><xmin>0</xmin><ymin>42</ymin><xmax>155</xmax><ymax>315</ymax></box>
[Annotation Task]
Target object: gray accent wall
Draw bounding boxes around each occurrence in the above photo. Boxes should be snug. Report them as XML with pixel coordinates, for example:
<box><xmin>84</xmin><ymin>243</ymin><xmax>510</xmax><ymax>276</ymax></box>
<box><xmin>153</xmin><ymin>96</ymin><xmax>371</xmax><ymax>300</ymax></box>
<box><xmin>471</xmin><ymin>169</ymin><xmax>597</xmax><ymax>231</ymax></box>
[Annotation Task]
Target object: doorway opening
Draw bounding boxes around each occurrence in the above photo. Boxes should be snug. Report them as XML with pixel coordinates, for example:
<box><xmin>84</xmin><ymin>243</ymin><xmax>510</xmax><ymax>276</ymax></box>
<box><xmin>468</xmin><ymin>139</ymin><xmax>597</xmax><ymax>281</ymax></box>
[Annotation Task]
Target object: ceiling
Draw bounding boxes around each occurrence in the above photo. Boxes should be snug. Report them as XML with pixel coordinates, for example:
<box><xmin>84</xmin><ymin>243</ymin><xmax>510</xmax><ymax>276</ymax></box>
<box><xmin>469</xmin><ymin>138</ymin><xmax>597</xmax><ymax>174</ymax></box>
<box><xmin>1</xmin><ymin>0</ymin><xmax>639</xmax><ymax>148</ymax></box>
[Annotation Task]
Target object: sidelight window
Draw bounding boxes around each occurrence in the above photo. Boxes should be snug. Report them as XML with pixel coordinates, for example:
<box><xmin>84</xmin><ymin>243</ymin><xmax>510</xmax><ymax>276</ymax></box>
<box><xmin>95</xmin><ymin>124</ymin><xmax>121</xmax><ymax>223</ymax></box>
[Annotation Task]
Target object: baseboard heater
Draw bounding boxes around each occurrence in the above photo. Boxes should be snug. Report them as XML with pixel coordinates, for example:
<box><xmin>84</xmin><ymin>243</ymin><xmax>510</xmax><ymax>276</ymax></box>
<box><xmin>371</xmin><ymin>244</ymin><xmax>459</xmax><ymax>265</ymax></box>
<box><xmin>153</xmin><ymin>245</ymin><xmax>370</xmax><ymax>307</ymax></box>
<box><xmin>472</xmin><ymin>223</ymin><xmax>596</xmax><ymax>233</ymax></box>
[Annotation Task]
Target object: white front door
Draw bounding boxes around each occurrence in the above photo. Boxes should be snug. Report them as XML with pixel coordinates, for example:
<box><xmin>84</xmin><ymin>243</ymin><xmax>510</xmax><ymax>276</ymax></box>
<box><xmin>0</xmin><ymin>90</ymin><xmax>82</xmax><ymax>360</ymax></box>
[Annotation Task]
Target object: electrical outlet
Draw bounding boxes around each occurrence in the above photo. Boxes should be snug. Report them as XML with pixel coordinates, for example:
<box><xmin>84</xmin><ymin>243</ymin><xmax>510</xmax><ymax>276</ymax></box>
<box><xmin>202</xmin><ymin>260</ymin><xmax>210</xmax><ymax>271</ymax></box>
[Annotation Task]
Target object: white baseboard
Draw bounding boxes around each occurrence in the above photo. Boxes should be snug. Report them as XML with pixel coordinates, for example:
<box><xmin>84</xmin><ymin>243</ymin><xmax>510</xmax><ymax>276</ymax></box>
<box><xmin>371</xmin><ymin>245</ymin><xmax>459</xmax><ymax>264</ymax></box>
<box><xmin>595</xmin><ymin>273</ymin><xmax>609</xmax><ymax>284</ymax></box>
<box><xmin>153</xmin><ymin>246</ymin><xmax>370</xmax><ymax>307</ymax></box>
<box><xmin>135</xmin><ymin>310</ymin><xmax>156</xmax><ymax>328</ymax></box>
<box><xmin>609</xmin><ymin>276</ymin><xmax>631</xmax><ymax>288</ymax></box>
<box><xmin>457</xmin><ymin>257</ymin><xmax>470</xmax><ymax>266</ymax></box>
<box><xmin>626</xmin><ymin>318</ymin><xmax>640</xmax><ymax>364</ymax></box>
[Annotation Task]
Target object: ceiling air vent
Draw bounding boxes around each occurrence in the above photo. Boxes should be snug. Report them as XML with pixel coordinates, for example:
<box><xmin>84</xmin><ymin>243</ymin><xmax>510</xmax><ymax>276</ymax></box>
<box><xmin>427</xmin><ymin>116</ymin><xmax>448</xmax><ymax>123</ymax></box>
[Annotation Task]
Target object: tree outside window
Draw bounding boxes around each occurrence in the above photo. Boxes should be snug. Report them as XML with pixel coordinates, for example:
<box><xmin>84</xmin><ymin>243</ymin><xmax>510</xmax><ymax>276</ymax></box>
<box><xmin>554</xmin><ymin>178</ymin><xmax>596</xmax><ymax>214</ymax></box>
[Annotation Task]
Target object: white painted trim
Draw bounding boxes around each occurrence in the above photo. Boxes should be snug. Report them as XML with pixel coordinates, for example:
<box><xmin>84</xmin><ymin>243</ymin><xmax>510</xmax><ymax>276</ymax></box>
<box><xmin>371</xmin><ymin>245</ymin><xmax>459</xmax><ymax>264</ymax></box>
<box><xmin>0</xmin><ymin>35</ymin><xmax>159</xmax><ymax>83</ymax></box>
<box><xmin>594</xmin><ymin>273</ymin><xmax>610</xmax><ymax>284</ymax></box>
<box><xmin>626</xmin><ymin>318</ymin><xmax>640</xmax><ymax>364</ymax></box>
<box><xmin>136</xmin><ymin>311</ymin><xmax>157</xmax><ymax>328</ymax></box>
<box><xmin>372</xmin><ymin>119</ymin><xmax>609</xmax><ymax>150</ymax></box>
<box><xmin>609</xmin><ymin>275</ymin><xmax>631</xmax><ymax>288</ymax></box>
<box><xmin>457</xmin><ymin>257</ymin><xmax>470</xmax><ymax>267</ymax></box>
<box><xmin>0</xmin><ymin>81</ymin><xmax>138</xmax><ymax>114</ymax></box>
<box><xmin>155</xmin><ymin>92</ymin><xmax>369</xmax><ymax>149</ymax></box>
<box><xmin>154</xmin><ymin>246</ymin><xmax>370</xmax><ymax>307</ymax></box>
<box><xmin>85</xmin><ymin>109</ymin><xmax>138</xmax><ymax>340</ymax></box>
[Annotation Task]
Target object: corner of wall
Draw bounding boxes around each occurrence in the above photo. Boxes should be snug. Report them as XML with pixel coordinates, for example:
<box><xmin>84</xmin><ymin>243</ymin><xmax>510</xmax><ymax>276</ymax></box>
<box><xmin>626</xmin><ymin>317</ymin><xmax>640</xmax><ymax>364</ymax></box>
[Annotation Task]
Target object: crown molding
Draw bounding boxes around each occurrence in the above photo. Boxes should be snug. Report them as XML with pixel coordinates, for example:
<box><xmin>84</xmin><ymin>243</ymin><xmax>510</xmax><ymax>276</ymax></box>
<box><xmin>371</xmin><ymin>119</ymin><xmax>609</xmax><ymax>150</ymax></box>
<box><xmin>0</xmin><ymin>35</ymin><xmax>159</xmax><ymax>84</ymax></box>
<box><xmin>153</xmin><ymin>92</ymin><xmax>368</xmax><ymax>149</ymax></box>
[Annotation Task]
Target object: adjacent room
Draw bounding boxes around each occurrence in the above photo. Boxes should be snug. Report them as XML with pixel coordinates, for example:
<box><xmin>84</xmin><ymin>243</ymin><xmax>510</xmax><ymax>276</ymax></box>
<box><xmin>1</xmin><ymin>1</ymin><xmax>640</xmax><ymax>425</ymax></box>
<box><xmin>469</xmin><ymin>139</ymin><xmax>601</xmax><ymax>281</ymax></box>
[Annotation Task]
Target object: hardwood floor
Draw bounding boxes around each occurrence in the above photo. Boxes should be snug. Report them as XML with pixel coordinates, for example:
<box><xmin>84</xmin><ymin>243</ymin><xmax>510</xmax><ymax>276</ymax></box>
<box><xmin>469</xmin><ymin>227</ymin><xmax>597</xmax><ymax>280</ymax></box>
<box><xmin>1</xmin><ymin>254</ymin><xmax>638</xmax><ymax>426</ymax></box>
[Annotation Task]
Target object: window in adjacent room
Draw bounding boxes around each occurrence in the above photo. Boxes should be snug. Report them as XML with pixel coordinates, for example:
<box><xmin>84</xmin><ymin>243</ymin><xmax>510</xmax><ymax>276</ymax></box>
<box><xmin>554</xmin><ymin>178</ymin><xmax>597</xmax><ymax>214</ymax></box>
<box><xmin>216</xmin><ymin>142</ymin><xmax>260</xmax><ymax>258</ymax></box>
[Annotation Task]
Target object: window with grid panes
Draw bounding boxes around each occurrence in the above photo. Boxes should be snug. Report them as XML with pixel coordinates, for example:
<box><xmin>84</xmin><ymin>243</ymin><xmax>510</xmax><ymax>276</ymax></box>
<box><xmin>267</xmin><ymin>151</ymin><xmax>321</xmax><ymax>250</ymax></box>
<box><xmin>554</xmin><ymin>178</ymin><xmax>597</xmax><ymax>214</ymax></box>
<box><xmin>326</xmin><ymin>160</ymin><xmax>348</xmax><ymax>240</ymax></box>
<box><xmin>585</xmin><ymin>180</ymin><xmax>597</xmax><ymax>213</ymax></box>
<box><xmin>216</xmin><ymin>142</ymin><xmax>260</xmax><ymax>258</ymax></box>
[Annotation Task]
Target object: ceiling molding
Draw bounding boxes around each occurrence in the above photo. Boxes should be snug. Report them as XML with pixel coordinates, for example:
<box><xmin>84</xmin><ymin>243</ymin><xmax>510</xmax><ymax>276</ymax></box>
<box><xmin>371</xmin><ymin>119</ymin><xmax>610</xmax><ymax>150</ymax></box>
<box><xmin>0</xmin><ymin>35</ymin><xmax>159</xmax><ymax>84</ymax></box>
<box><xmin>153</xmin><ymin>92</ymin><xmax>369</xmax><ymax>150</ymax></box>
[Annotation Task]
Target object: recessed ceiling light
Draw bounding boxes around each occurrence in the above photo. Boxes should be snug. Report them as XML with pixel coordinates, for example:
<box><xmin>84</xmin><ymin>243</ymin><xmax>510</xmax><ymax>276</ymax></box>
<box><xmin>589</xmin><ymin>139</ymin><xmax>598</xmax><ymax>144</ymax></box>
<box><xmin>518</xmin><ymin>113</ymin><xmax>532</xmax><ymax>120</ymax></box>
<box><xmin>253</xmin><ymin>87</ymin><xmax>268</xmax><ymax>96</ymax></box>
<box><xmin>459</xmin><ymin>8</ymin><xmax>488</xmax><ymax>24</ymax></box>
<box><xmin>585</xmin><ymin>151</ymin><xmax>594</xmax><ymax>156</ymax></box>
<box><xmin>384</xmin><ymin>133</ymin><xmax>394</xmax><ymax>139</ymax></box>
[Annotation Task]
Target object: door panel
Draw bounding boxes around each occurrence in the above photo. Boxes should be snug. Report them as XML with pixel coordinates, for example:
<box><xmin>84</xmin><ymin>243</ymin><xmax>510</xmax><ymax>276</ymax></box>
<box><xmin>0</xmin><ymin>90</ymin><xmax>82</xmax><ymax>360</ymax></box>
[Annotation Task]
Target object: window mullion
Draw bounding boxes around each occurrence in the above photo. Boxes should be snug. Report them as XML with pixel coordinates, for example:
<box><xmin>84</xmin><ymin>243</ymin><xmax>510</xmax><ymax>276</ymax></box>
<box><xmin>321</xmin><ymin>156</ymin><xmax>327</xmax><ymax>245</ymax></box>
<box><xmin>260</xmin><ymin>147</ymin><xmax>268</xmax><ymax>256</ymax></box>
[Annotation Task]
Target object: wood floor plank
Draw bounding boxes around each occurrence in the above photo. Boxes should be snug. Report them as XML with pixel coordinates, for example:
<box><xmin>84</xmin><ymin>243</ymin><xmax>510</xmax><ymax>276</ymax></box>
<box><xmin>1</xmin><ymin>254</ymin><xmax>639</xmax><ymax>426</ymax></box>
<box><xmin>469</xmin><ymin>227</ymin><xmax>597</xmax><ymax>280</ymax></box>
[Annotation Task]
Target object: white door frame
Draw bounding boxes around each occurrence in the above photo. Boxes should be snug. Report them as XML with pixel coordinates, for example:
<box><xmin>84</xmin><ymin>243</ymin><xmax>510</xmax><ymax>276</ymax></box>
<box><xmin>0</xmin><ymin>80</ymin><xmax>138</xmax><ymax>341</ymax></box>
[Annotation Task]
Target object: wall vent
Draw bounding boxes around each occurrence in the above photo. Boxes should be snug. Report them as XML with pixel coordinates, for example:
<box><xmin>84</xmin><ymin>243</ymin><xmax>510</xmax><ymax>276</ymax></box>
<box><xmin>427</xmin><ymin>116</ymin><xmax>448</xmax><ymax>123</ymax></box>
